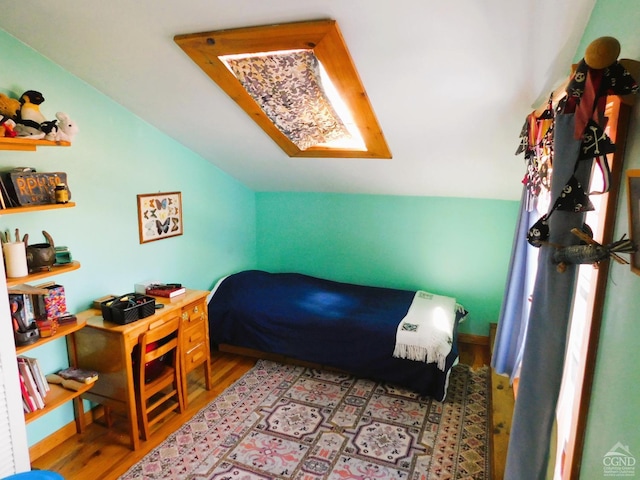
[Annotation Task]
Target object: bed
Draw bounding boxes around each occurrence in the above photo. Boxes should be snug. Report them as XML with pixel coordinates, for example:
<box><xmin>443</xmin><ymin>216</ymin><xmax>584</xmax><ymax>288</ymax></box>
<box><xmin>207</xmin><ymin>270</ymin><xmax>467</xmax><ymax>401</ymax></box>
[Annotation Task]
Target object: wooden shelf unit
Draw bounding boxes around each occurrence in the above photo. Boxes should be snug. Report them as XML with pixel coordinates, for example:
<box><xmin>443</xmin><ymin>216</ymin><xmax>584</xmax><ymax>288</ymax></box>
<box><xmin>24</xmin><ymin>382</ymin><xmax>92</xmax><ymax>424</ymax></box>
<box><xmin>1</xmin><ymin>130</ymin><xmax>85</xmax><ymax>446</ymax></box>
<box><xmin>0</xmin><ymin>202</ymin><xmax>76</xmax><ymax>215</ymax></box>
<box><xmin>7</xmin><ymin>261</ymin><xmax>81</xmax><ymax>288</ymax></box>
<box><xmin>8</xmin><ymin>244</ymin><xmax>83</xmax><ymax>431</ymax></box>
<box><xmin>0</xmin><ymin>137</ymin><xmax>70</xmax><ymax>151</ymax></box>
<box><xmin>16</xmin><ymin>320</ymin><xmax>86</xmax><ymax>356</ymax></box>
<box><xmin>17</xmin><ymin>320</ymin><xmax>90</xmax><ymax>425</ymax></box>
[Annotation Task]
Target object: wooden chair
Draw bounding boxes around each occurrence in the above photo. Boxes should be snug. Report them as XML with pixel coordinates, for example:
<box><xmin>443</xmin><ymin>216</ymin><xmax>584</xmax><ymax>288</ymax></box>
<box><xmin>136</xmin><ymin>316</ymin><xmax>184</xmax><ymax>440</ymax></box>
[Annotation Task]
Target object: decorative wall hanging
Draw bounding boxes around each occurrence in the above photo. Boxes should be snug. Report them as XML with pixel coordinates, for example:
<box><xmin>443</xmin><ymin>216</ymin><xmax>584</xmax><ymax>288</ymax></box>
<box><xmin>505</xmin><ymin>36</ymin><xmax>639</xmax><ymax>480</ymax></box>
<box><xmin>515</xmin><ymin>96</ymin><xmax>555</xmax><ymax>212</ymax></box>
<box><xmin>521</xmin><ymin>49</ymin><xmax>638</xmax><ymax>252</ymax></box>
<box><xmin>552</xmin><ymin>227</ymin><xmax>634</xmax><ymax>272</ymax></box>
<box><xmin>137</xmin><ymin>192</ymin><xmax>183</xmax><ymax>244</ymax></box>
<box><xmin>627</xmin><ymin>170</ymin><xmax>640</xmax><ymax>274</ymax></box>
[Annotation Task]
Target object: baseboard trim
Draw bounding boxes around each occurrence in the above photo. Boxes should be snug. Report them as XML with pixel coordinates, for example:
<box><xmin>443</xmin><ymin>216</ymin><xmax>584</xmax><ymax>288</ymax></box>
<box><xmin>458</xmin><ymin>332</ymin><xmax>490</xmax><ymax>346</ymax></box>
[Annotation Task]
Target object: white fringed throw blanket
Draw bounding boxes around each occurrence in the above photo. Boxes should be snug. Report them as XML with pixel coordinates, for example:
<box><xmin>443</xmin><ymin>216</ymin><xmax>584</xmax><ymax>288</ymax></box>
<box><xmin>393</xmin><ymin>290</ymin><xmax>456</xmax><ymax>370</ymax></box>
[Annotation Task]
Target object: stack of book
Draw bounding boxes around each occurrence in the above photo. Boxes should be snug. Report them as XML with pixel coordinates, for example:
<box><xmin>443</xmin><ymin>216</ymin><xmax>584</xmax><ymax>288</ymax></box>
<box><xmin>145</xmin><ymin>283</ymin><xmax>186</xmax><ymax>298</ymax></box>
<box><xmin>17</xmin><ymin>356</ymin><xmax>50</xmax><ymax>413</ymax></box>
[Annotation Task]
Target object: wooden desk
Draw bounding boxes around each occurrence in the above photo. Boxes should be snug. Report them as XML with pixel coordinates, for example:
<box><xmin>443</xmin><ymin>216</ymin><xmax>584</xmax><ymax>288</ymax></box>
<box><xmin>73</xmin><ymin>289</ymin><xmax>212</xmax><ymax>450</ymax></box>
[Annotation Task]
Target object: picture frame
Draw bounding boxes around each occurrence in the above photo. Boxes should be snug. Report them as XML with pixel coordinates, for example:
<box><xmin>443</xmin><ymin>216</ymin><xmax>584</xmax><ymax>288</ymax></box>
<box><xmin>626</xmin><ymin>170</ymin><xmax>640</xmax><ymax>275</ymax></box>
<box><xmin>137</xmin><ymin>192</ymin><xmax>183</xmax><ymax>244</ymax></box>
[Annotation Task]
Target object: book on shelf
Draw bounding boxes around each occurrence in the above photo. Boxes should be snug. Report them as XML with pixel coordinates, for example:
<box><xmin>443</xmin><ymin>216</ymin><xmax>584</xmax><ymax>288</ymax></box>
<box><xmin>17</xmin><ymin>360</ymin><xmax>44</xmax><ymax>410</ymax></box>
<box><xmin>18</xmin><ymin>372</ymin><xmax>37</xmax><ymax>413</ymax></box>
<box><xmin>0</xmin><ymin>176</ymin><xmax>17</xmax><ymax>209</ymax></box>
<box><xmin>57</xmin><ymin>367</ymin><xmax>99</xmax><ymax>384</ymax></box>
<box><xmin>18</xmin><ymin>356</ymin><xmax>49</xmax><ymax>396</ymax></box>
<box><xmin>145</xmin><ymin>283</ymin><xmax>186</xmax><ymax>298</ymax></box>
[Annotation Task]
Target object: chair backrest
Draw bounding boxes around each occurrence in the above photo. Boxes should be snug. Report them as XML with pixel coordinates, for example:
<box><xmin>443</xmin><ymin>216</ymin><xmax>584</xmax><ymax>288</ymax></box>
<box><xmin>137</xmin><ymin>317</ymin><xmax>180</xmax><ymax>385</ymax></box>
<box><xmin>136</xmin><ymin>316</ymin><xmax>184</xmax><ymax>440</ymax></box>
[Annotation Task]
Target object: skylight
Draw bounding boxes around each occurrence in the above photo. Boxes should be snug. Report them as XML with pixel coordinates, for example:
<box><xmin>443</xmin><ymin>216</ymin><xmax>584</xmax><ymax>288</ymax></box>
<box><xmin>316</xmin><ymin>60</ymin><xmax>367</xmax><ymax>151</ymax></box>
<box><xmin>174</xmin><ymin>20</ymin><xmax>390</xmax><ymax>159</ymax></box>
<box><xmin>219</xmin><ymin>49</ymin><xmax>367</xmax><ymax>151</ymax></box>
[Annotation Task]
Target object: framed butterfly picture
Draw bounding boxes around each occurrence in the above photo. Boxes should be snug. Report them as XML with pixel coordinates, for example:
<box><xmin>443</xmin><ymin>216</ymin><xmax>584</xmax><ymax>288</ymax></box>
<box><xmin>137</xmin><ymin>191</ymin><xmax>183</xmax><ymax>243</ymax></box>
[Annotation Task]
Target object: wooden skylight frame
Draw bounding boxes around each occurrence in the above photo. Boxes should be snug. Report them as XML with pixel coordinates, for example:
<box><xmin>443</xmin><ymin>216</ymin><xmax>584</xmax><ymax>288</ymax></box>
<box><xmin>174</xmin><ymin>19</ymin><xmax>391</xmax><ymax>159</ymax></box>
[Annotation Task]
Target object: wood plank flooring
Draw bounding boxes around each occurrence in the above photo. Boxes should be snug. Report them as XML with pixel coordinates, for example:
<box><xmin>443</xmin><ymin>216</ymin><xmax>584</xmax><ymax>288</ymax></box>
<box><xmin>489</xmin><ymin>323</ymin><xmax>515</xmax><ymax>480</ymax></box>
<box><xmin>31</xmin><ymin>341</ymin><xmax>502</xmax><ymax>480</ymax></box>
<box><xmin>31</xmin><ymin>352</ymin><xmax>256</xmax><ymax>480</ymax></box>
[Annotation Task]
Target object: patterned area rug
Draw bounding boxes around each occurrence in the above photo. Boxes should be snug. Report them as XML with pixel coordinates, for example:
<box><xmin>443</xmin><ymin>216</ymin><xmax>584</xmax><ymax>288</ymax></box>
<box><xmin>120</xmin><ymin>360</ymin><xmax>489</xmax><ymax>479</ymax></box>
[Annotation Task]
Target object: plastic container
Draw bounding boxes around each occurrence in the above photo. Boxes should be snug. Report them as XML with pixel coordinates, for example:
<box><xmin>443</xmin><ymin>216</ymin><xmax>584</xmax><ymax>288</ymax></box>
<box><xmin>101</xmin><ymin>293</ymin><xmax>155</xmax><ymax>325</ymax></box>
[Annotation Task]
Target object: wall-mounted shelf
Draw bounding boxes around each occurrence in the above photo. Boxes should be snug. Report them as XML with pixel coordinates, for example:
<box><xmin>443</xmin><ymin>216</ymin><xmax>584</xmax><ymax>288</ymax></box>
<box><xmin>0</xmin><ymin>202</ymin><xmax>76</xmax><ymax>216</ymax></box>
<box><xmin>6</xmin><ymin>261</ymin><xmax>81</xmax><ymax>288</ymax></box>
<box><xmin>12</xmin><ymin>261</ymin><xmax>86</xmax><ymax>432</ymax></box>
<box><xmin>16</xmin><ymin>320</ymin><xmax>86</xmax><ymax>356</ymax></box>
<box><xmin>1</xmin><ymin>131</ymin><xmax>83</xmax><ymax>458</ymax></box>
<box><xmin>2</xmin><ymin>202</ymin><xmax>76</xmax><ymax>215</ymax></box>
<box><xmin>0</xmin><ymin>137</ymin><xmax>71</xmax><ymax>152</ymax></box>
<box><xmin>17</xmin><ymin>319</ymin><xmax>90</xmax><ymax>425</ymax></box>
<box><xmin>23</xmin><ymin>381</ymin><xmax>92</xmax><ymax>424</ymax></box>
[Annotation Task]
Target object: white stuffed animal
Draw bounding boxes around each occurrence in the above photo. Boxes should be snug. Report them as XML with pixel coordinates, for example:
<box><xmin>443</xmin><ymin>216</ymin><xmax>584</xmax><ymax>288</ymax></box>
<box><xmin>53</xmin><ymin>112</ymin><xmax>78</xmax><ymax>142</ymax></box>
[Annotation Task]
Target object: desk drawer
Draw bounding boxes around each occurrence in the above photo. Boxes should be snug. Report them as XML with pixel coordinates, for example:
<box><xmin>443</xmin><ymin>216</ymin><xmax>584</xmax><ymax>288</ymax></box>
<box><xmin>181</xmin><ymin>300</ymin><xmax>205</xmax><ymax>325</ymax></box>
<box><xmin>180</xmin><ymin>294</ymin><xmax>210</xmax><ymax>378</ymax></box>
<box><xmin>183</xmin><ymin>320</ymin><xmax>206</xmax><ymax>350</ymax></box>
<box><xmin>184</xmin><ymin>339</ymin><xmax>208</xmax><ymax>372</ymax></box>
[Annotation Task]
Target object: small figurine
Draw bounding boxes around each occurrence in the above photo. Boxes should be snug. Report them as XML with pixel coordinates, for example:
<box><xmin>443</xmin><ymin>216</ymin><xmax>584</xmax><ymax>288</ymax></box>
<box><xmin>53</xmin><ymin>112</ymin><xmax>79</xmax><ymax>142</ymax></box>
<box><xmin>15</xmin><ymin>90</ymin><xmax>47</xmax><ymax>138</ymax></box>
<box><xmin>18</xmin><ymin>90</ymin><xmax>47</xmax><ymax>124</ymax></box>
<box><xmin>0</xmin><ymin>93</ymin><xmax>21</xmax><ymax>138</ymax></box>
<box><xmin>554</xmin><ymin>228</ymin><xmax>636</xmax><ymax>272</ymax></box>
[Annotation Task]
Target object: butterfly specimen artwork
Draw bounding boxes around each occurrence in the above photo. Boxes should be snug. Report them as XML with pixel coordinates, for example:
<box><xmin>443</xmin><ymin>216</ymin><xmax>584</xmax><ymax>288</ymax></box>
<box><xmin>137</xmin><ymin>191</ymin><xmax>183</xmax><ymax>243</ymax></box>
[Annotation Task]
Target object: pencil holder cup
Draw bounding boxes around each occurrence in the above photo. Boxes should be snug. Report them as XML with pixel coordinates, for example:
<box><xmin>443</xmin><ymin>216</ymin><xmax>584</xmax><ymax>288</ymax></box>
<box><xmin>3</xmin><ymin>241</ymin><xmax>29</xmax><ymax>278</ymax></box>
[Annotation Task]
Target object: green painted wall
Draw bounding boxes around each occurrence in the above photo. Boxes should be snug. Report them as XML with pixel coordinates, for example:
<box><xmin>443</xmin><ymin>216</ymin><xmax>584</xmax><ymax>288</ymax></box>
<box><xmin>574</xmin><ymin>2</ymin><xmax>640</xmax><ymax>477</ymax></box>
<box><xmin>0</xmin><ymin>29</ymin><xmax>257</xmax><ymax>446</ymax></box>
<box><xmin>1</xmin><ymin>18</ymin><xmax>521</xmax><ymax>452</ymax></box>
<box><xmin>256</xmin><ymin>192</ymin><xmax>519</xmax><ymax>336</ymax></box>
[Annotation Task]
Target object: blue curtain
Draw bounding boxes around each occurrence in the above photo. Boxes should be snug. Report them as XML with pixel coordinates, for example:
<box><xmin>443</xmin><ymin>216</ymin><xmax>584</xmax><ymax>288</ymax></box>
<box><xmin>491</xmin><ymin>187</ymin><xmax>538</xmax><ymax>382</ymax></box>
<box><xmin>504</xmin><ymin>113</ymin><xmax>590</xmax><ymax>480</ymax></box>
<box><xmin>496</xmin><ymin>55</ymin><xmax>637</xmax><ymax>480</ymax></box>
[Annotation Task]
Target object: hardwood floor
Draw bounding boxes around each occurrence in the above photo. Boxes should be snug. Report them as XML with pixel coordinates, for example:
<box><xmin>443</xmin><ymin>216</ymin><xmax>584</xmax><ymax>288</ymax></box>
<box><xmin>31</xmin><ymin>352</ymin><xmax>256</xmax><ymax>480</ymax></box>
<box><xmin>32</xmin><ymin>340</ymin><xmax>497</xmax><ymax>480</ymax></box>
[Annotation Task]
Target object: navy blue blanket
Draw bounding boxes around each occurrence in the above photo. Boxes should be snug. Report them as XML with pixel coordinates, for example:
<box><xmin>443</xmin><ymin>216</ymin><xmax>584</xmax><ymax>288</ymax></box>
<box><xmin>207</xmin><ymin>270</ymin><xmax>462</xmax><ymax>400</ymax></box>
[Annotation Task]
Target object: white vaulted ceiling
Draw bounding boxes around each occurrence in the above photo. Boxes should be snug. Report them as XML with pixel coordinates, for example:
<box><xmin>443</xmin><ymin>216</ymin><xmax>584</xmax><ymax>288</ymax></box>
<box><xmin>0</xmin><ymin>1</ymin><xmax>596</xmax><ymax>200</ymax></box>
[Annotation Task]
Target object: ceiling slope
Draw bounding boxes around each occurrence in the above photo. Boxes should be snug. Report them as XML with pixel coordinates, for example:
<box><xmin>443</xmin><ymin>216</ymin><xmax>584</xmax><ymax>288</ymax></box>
<box><xmin>0</xmin><ymin>0</ymin><xmax>595</xmax><ymax>200</ymax></box>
